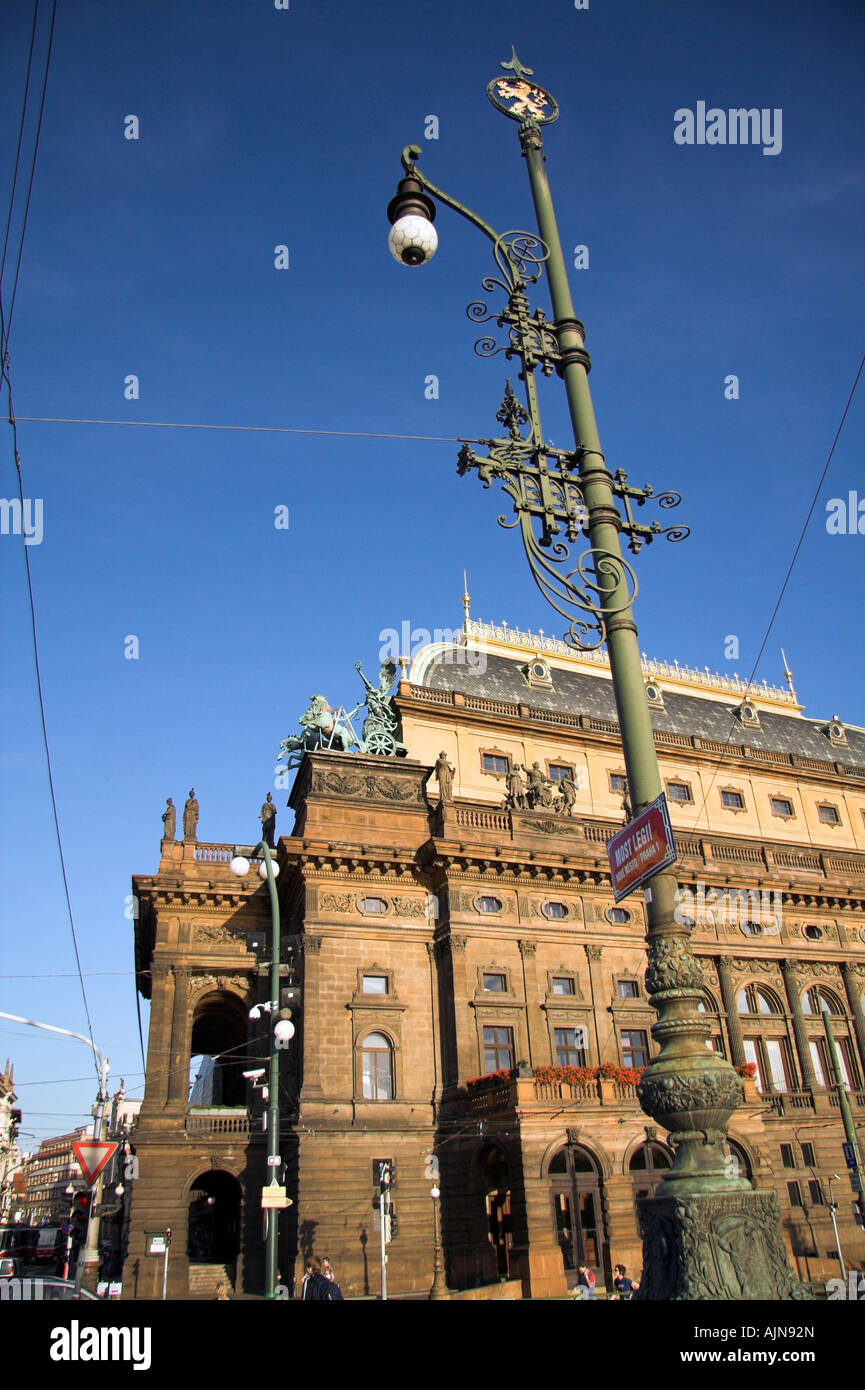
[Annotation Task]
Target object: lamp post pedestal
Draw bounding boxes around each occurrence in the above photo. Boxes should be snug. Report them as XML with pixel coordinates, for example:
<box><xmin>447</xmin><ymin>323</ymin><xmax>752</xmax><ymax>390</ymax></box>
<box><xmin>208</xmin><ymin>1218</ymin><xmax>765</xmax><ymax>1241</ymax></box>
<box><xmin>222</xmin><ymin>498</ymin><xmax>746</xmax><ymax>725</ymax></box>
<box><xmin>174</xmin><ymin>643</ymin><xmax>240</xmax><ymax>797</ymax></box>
<box><xmin>429</xmin><ymin>1190</ymin><xmax>448</xmax><ymax>1300</ymax></box>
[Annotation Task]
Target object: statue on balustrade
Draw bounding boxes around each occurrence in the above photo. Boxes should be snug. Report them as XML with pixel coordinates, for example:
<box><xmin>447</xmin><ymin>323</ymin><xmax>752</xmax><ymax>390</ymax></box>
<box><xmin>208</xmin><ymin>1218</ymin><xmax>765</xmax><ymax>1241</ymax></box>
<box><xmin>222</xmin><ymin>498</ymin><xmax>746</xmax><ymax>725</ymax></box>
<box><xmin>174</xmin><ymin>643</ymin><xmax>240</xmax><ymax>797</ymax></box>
<box><xmin>161</xmin><ymin>797</ymin><xmax>176</xmax><ymax>840</ymax></box>
<box><xmin>431</xmin><ymin>751</ymin><xmax>455</xmax><ymax>803</ymax></box>
<box><xmin>527</xmin><ymin>762</ymin><xmax>555</xmax><ymax>810</ymax></box>
<box><xmin>354</xmin><ymin>659</ymin><xmax>407</xmax><ymax>757</ymax></box>
<box><xmin>182</xmin><ymin>789</ymin><xmax>199</xmax><ymax>840</ymax></box>
<box><xmin>556</xmin><ymin>773</ymin><xmax>578</xmax><ymax>817</ymax></box>
<box><xmin>260</xmin><ymin>792</ymin><xmax>277</xmax><ymax>848</ymax></box>
<box><xmin>504</xmin><ymin>763</ymin><xmax>527</xmax><ymax>812</ymax></box>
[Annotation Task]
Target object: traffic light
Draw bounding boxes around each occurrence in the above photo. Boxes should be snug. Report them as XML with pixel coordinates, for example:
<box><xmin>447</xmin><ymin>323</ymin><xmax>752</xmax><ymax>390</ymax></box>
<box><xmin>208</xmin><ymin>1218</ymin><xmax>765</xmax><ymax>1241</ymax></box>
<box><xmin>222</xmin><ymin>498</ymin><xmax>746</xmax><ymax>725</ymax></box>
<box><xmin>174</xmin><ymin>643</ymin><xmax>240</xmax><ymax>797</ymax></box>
<box><xmin>372</xmin><ymin>1159</ymin><xmax>395</xmax><ymax>1209</ymax></box>
<box><xmin>71</xmin><ymin>1192</ymin><xmax>91</xmax><ymax>1236</ymax></box>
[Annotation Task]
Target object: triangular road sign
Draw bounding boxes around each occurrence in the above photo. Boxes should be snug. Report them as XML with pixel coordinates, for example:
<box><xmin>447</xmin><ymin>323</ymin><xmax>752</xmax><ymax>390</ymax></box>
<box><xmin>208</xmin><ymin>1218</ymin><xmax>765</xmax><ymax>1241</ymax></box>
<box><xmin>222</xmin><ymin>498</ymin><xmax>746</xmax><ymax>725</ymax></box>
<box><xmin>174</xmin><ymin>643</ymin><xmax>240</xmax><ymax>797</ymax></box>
<box><xmin>72</xmin><ymin>1139</ymin><xmax>118</xmax><ymax>1186</ymax></box>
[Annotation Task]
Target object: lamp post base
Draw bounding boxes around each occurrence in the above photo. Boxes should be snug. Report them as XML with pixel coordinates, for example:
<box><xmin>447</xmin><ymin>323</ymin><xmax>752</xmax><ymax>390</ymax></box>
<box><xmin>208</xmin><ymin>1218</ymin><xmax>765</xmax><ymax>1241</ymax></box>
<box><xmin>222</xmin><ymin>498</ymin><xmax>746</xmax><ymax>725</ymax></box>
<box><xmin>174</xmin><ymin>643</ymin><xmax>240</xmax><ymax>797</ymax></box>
<box><xmin>635</xmin><ymin>1189</ymin><xmax>814</xmax><ymax>1300</ymax></box>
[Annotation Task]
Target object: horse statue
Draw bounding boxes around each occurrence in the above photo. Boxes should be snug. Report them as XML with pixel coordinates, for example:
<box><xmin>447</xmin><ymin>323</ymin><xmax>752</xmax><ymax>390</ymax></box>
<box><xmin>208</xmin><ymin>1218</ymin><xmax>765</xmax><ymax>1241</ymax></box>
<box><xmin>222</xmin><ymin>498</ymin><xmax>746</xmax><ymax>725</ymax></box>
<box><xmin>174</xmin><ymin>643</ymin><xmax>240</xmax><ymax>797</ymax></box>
<box><xmin>277</xmin><ymin>694</ymin><xmax>359</xmax><ymax>770</ymax></box>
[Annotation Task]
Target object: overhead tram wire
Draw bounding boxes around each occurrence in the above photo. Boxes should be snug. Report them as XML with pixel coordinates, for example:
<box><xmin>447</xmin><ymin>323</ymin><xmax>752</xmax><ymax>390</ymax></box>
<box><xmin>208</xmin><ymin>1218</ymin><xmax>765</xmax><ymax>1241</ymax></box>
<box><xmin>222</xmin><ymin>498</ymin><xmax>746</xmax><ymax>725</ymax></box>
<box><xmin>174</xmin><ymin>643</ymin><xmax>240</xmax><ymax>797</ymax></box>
<box><xmin>0</xmin><ymin>0</ymin><xmax>40</xmax><ymax>366</ymax></box>
<box><xmin>0</xmin><ymin>3</ymin><xmax>100</xmax><ymax>1089</ymax></box>
<box><xmin>14</xmin><ymin>416</ymin><xmax>469</xmax><ymax>443</ymax></box>
<box><xmin>690</xmin><ymin>346</ymin><xmax>865</xmax><ymax>830</ymax></box>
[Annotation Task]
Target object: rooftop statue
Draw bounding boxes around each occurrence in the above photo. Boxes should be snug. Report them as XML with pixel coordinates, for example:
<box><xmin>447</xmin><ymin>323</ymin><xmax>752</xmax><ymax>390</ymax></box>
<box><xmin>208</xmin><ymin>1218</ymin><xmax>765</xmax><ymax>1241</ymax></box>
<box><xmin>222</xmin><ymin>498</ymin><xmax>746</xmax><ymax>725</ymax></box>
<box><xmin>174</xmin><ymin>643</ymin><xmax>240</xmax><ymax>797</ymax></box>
<box><xmin>355</xmin><ymin>660</ymin><xmax>408</xmax><ymax>757</ymax></box>
<box><xmin>277</xmin><ymin>694</ymin><xmax>360</xmax><ymax>771</ymax></box>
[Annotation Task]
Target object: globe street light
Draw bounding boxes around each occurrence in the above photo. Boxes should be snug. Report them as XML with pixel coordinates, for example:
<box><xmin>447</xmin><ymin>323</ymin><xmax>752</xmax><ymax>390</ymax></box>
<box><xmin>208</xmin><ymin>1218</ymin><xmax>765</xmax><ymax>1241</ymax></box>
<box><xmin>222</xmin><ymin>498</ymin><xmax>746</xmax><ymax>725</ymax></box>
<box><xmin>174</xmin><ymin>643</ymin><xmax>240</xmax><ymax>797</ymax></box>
<box><xmin>385</xmin><ymin>49</ymin><xmax>808</xmax><ymax>1301</ymax></box>
<box><xmin>429</xmin><ymin>1186</ymin><xmax>448</xmax><ymax>1300</ymax></box>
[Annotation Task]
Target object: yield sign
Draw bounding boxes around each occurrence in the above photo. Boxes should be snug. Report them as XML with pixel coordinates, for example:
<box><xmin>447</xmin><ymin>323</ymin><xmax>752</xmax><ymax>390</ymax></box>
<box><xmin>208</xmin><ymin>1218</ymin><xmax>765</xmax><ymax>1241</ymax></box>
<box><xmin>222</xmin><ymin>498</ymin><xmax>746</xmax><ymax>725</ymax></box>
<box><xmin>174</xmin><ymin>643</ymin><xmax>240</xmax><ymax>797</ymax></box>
<box><xmin>72</xmin><ymin>1139</ymin><xmax>118</xmax><ymax>1186</ymax></box>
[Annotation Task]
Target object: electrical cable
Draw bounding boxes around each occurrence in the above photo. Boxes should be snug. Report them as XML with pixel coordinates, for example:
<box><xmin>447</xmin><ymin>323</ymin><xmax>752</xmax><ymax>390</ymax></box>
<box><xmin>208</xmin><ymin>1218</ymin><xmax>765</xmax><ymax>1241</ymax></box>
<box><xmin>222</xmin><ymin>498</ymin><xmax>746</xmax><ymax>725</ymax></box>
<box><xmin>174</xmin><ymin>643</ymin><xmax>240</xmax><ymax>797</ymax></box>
<box><xmin>13</xmin><ymin>415</ymin><xmax>468</xmax><ymax>443</ymax></box>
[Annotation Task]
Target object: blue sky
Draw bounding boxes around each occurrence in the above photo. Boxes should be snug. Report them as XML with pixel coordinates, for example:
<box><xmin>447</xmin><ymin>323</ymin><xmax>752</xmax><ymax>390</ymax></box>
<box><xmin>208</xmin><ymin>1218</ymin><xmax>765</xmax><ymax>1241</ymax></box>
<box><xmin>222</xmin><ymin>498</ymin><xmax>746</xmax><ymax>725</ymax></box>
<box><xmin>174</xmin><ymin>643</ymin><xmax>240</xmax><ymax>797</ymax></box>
<box><xmin>1</xmin><ymin>0</ymin><xmax>863</xmax><ymax>1145</ymax></box>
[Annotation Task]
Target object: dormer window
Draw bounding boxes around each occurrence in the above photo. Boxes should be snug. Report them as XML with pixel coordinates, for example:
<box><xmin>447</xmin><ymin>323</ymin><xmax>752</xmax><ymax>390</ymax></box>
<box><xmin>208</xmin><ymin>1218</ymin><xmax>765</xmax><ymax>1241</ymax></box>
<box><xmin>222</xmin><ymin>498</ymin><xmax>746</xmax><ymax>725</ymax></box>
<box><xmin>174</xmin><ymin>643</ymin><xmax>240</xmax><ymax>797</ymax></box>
<box><xmin>644</xmin><ymin>681</ymin><xmax>665</xmax><ymax>710</ymax></box>
<box><xmin>823</xmin><ymin>717</ymin><xmax>848</xmax><ymax>746</ymax></box>
<box><xmin>735</xmin><ymin>699</ymin><xmax>760</xmax><ymax>729</ymax></box>
<box><xmin>521</xmin><ymin>655</ymin><xmax>553</xmax><ymax>689</ymax></box>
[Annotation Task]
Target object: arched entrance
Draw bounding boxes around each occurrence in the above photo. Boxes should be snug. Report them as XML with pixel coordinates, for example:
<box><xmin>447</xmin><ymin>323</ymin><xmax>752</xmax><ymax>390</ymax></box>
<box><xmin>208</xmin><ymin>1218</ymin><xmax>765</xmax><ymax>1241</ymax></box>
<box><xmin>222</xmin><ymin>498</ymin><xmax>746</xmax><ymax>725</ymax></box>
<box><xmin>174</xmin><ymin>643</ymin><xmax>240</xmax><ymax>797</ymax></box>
<box><xmin>548</xmin><ymin>1143</ymin><xmax>606</xmax><ymax>1285</ymax></box>
<box><xmin>477</xmin><ymin>1144</ymin><xmax>513</xmax><ymax>1280</ymax></box>
<box><xmin>187</xmin><ymin>1170</ymin><xmax>242</xmax><ymax>1279</ymax></box>
<box><xmin>189</xmin><ymin>991</ymin><xmax>249</xmax><ymax>1107</ymax></box>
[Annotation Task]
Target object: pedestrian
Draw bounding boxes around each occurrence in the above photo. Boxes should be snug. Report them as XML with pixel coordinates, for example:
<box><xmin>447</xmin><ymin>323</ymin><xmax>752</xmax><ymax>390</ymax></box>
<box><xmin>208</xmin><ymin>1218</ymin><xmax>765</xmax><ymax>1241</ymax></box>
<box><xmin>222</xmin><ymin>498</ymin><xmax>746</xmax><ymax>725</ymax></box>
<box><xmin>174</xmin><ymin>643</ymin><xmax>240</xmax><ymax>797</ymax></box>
<box><xmin>613</xmin><ymin>1263</ymin><xmax>634</xmax><ymax>1300</ymax></box>
<box><xmin>301</xmin><ymin>1256</ymin><xmax>343</xmax><ymax>1300</ymax></box>
<box><xmin>576</xmin><ymin>1263</ymin><xmax>596</xmax><ymax>1299</ymax></box>
<box><xmin>215</xmin><ymin>1281</ymin><xmax>230</xmax><ymax>1300</ymax></box>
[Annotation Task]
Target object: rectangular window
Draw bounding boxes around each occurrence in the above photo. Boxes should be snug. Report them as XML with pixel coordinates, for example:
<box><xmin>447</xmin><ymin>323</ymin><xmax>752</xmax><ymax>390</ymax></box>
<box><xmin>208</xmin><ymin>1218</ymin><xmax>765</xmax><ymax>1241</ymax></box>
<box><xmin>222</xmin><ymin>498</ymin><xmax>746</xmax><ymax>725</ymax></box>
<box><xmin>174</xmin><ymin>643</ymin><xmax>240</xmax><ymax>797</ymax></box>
<box><xmin>666</xmin><ymin>781</ymin><xmax>692</xmax><ymax>803</ymax></box>
<box><xmin>818</xmin><ymin>804</ymin><xmax>840</xmax><ymax>825</ymax></box>
<box><xmin>554</xmin><ymin>1028</ymin><xmax>587</xmax><ymax>1067</ymax></box>
<box><xmin>800</xmin><ymin>1142</ymin><xmax>815</xmax><ymax>1167</ymax></box>
<box><xmin>362</xmin><ymin>975</ymin><xmax>388</xmax><ymax>995</ymax></box>
<box><xmin>808</xmin><ymin>1180</ymin><xmax>825</xmax><ymax>1205</ymax></box>
<box><xmin>609</xmin><ymin>773</ymin><xmax>628</xmax><ymax>794</ymax></box>
<box><xmin>483</xmin><ymin>1026</ymin><xmax>515</xmax><ymax>1073</ymax></box>
<box><xmin>743</xmin><ymin>1039</ymin><xmax>765</xmax><ymax>1092</ymax></box>
<box><xmin>482</xmin><ymin>753</ymin><xmax>510</xmax><ymax>776</ymax></box>
<box><xmin>617</xmin><ymin>979</ymin><xmax>638</xmax><ymax>998</ymax></box>
<box><xmin>552</xmin><ymin>976</ymin><xmax>576</xmax><ymax>995</ymax></box>
<box><xmin>620</xmin><ymin>1029</ymin><xmax>649</xmax><ymax>1068</ymax></box>
<box><xmin>548</xmin><ymin>762</ymin><xmax>573</xmax><ymax>783</ymax></box>
<box><xmin>721</xmin><ymin>790</ymin><xmax>745</xmax><ymax>810</ymax></box>
<box><xmin>482</xmin><ymin>973</ymin><xmax>507</xmax><ymax>993</ymax></box>
<box><xmin>787</xmin><ymin>1180</ymin><xmax>803</xmax><ymax>1207</ymax></box>
<box><xmin>780</xmin><ymin>1143</ymin><xmax>795</xmax><ymax>1169</ymax></box>
<box><xmin>765</xmin><ymin>1039</ymin><xmax>791</xmax><ymax>1093</ymax></box>
<box><xmin>771</xmin><ymin>797</ymin><xmax>794</xmax><ymax>817</ymax></box>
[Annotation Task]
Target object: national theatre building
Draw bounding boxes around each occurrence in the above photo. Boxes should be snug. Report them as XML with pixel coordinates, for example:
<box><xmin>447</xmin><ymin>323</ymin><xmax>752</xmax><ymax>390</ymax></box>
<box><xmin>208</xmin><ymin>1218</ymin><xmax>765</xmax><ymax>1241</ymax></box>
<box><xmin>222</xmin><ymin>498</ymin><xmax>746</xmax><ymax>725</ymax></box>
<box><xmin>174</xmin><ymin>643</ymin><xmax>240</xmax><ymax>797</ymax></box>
<box><xmin>126</xmin><ymin>614</ymin><xmax>865</xmax><ymax>1299</ymax></box>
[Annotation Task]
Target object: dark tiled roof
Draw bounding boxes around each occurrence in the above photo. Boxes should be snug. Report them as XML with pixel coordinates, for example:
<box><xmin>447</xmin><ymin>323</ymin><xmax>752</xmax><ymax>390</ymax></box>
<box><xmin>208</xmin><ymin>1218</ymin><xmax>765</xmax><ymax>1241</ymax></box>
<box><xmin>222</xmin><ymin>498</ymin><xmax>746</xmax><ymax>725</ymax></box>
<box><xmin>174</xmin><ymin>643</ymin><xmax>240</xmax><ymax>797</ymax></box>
<box><xmin>423</xmin><ymin>652</ymin><xmax>865</xmax><ymax>769</ymax></box>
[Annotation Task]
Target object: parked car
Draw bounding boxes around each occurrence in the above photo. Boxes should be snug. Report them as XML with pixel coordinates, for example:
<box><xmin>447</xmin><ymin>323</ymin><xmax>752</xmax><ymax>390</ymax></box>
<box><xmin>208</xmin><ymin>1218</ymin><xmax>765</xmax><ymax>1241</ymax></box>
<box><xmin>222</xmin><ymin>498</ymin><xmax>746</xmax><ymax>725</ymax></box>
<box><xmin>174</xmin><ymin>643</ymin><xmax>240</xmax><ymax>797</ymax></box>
<box><xmin>28</xmin><ymin>1276</ymin><xmax>101</xmax><ymax>1301</ymax></box>
<box><xmin>0</xmin><ymin>1256</ymin><xmax>21</xmax><ymax>1279</ymax></box>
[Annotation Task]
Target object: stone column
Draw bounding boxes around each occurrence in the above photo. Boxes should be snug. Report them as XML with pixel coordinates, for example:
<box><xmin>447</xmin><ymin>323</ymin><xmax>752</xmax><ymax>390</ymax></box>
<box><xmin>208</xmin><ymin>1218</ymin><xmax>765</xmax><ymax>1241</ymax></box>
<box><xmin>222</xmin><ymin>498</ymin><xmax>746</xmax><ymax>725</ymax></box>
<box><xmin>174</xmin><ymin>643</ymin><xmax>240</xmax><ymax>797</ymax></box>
<box><xmin>447</xmin><ymin>934</ymin><xmax>477</xmax><ymax>1083</ymax></box>
<box><xmin>300</xmin><ymin>935</ymin><xmax>324</xmax><ymax>1097</ymax></box>
<box><xmin>781</xmin><ymin>961</ymin><xmax>819</xmax><ymax>1091</ymax></box>
<box><xmin>426</xmin><ymin>941</ymin><xmax>444</xmax><ymax>1103</ymax></box>
<box><xmin>716</xmin><ymin>957</ymin><xmax>746</xmax><ymax>1070</ymax></box>
<box><xmin>139</xmin><ymin>964</ymin><xmax>174</xmax><ymax>1116</ymax></box>
<box><xmin>167</xmin><ymin>966</ymin><xmax>192</xmax><ymax>1107</ymax></box>
<box><xmin>841</xmin><ymin>962</ymin><xmax>865</xmax><ymax>1087</ymax></box>
<box><xmin>583</xmin><ymin>944</ymin><xmax>604</xmax><ymax>1067</ymax></box>
<box><xmin>518</xmin><ymin>939</ymin><xmax>541</xmax><ymax>1067</ymax></box>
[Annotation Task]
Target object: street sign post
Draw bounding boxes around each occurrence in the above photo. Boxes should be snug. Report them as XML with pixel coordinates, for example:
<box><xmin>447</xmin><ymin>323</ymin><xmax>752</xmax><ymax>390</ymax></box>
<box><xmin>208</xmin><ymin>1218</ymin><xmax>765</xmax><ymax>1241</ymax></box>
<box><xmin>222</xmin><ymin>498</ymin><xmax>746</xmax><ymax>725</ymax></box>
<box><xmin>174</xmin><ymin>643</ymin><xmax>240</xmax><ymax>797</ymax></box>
<box><xmin>261</xmin><ymin>1186</ymin><xmax>291</xmax><ymax>1210</ymax></box>
<box><xmin>72</xmin><ymin>1139</ymin><xmax>118</xmax><ymax>1186</ymax></box>
<box><xmin>606</xmin><ymin>794</ymin><xmax>677</xmax><ymax>902</ymax></box>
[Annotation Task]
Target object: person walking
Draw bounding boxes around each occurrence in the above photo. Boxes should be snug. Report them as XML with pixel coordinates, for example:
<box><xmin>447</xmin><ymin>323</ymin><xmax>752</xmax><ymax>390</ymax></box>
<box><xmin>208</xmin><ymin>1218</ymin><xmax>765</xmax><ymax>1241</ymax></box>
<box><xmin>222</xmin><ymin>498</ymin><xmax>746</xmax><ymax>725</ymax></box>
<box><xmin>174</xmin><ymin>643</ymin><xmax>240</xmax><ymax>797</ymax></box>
<box><xmin>613</xmin><ymin>1263</ymin><xmax>635</xmax><ymax>1300</ymax></box>
<box><xmin>301</xmin><ymin>1256</ymin><xmax>343</xmax><ymax>1300</ymax></box>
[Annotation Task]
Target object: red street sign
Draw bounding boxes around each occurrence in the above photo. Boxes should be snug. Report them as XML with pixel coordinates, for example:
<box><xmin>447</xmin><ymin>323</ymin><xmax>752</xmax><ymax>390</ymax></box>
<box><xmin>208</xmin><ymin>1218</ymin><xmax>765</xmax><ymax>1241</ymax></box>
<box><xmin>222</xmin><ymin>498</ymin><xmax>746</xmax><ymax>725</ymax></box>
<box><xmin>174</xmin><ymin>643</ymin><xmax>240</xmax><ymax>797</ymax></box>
<box><xmin>72</xmin><ymin>1139</ymin><xmax>118</xmax><ymax>1186</ymax></box>
<box><xmin>607</xmin><ymin>793</ymin><xmax>677</xmax><ymax>902</ymax></box>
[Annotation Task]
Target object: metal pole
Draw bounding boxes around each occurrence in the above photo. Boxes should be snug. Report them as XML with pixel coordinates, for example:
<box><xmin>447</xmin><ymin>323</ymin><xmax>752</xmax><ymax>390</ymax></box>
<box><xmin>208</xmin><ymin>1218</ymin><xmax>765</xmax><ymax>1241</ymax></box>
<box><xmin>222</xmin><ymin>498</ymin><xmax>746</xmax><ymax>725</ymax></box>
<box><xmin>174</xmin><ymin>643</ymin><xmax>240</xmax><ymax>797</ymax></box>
<box><xmin>379</xmin><ymin>1163</ymin><xmax>388</xmax><ymax>1300</ymax></box>
<box><xmin>822</xmin><ymin>1009</ymin><xmax>865</xmax><ymax>1227</ymax></box>
<box><xmin>162</xmin><ymin>1239</ymin><xmax>169</xmax><ymax>1301</ymax></box>
<box><xmin>259</xmin><ymin>839</ymin><xmax>281</xmax><ymax>1300</ymax></box>
<box><xmin>76</xmin><ymin>1055</ymin><xmax>110</xmax><ymax>1293</ymax></box>
<box><xmin>429</xmin><ymin>1188</ymin><xmax>448</xmax><ymax>1299</ymax></box>
<box><xmin>827</xmin><ymin>1176</ymin><xmax>846</xmax><ymax>1282</ymax></box>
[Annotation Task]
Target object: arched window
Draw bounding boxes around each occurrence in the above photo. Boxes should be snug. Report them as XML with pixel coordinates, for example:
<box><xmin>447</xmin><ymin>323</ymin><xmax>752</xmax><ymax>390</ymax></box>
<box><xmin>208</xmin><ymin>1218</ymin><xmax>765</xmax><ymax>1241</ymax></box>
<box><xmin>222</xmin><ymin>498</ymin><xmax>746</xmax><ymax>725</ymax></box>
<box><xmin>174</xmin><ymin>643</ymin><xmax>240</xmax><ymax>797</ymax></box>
<box><xmin>361</xmin><ymin>1032</ymin><xmax>394</xmax><ymax>1100</ymax></box>
<box><xmin>725</xmin><ymin>1139</ymin><xmax>753</xmax><ymax>1185</ymax></box>
<box><xmin>547</xmin><ymin>1144</ymin><xmax>606</xmax><ymax>1285</ymax></box>
<box><xmin>736</xmin><ymin>984</ymin><xmax>780</xmax><ymax>1015</ymax></box>
<box><xmin>630</xmin><ymin>1142</ymin><xmax>673</xmax><ymax>1199</ymax></box>
<box><xmin>697</xmin><ymin>993</ymin><xmax>724</xmax><ymax>1054</ymax></box>
<box><xmin>801</xmin><ymin>987</ymin><xmax>843</xmax><ymax>1016</ymax></box>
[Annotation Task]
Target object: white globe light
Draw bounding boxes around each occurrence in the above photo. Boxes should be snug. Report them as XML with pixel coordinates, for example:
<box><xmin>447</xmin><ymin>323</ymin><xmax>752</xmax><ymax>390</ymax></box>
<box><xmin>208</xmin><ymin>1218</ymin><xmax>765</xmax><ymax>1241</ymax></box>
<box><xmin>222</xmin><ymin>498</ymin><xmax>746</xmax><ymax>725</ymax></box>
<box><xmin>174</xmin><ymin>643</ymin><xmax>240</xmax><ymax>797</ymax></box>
<box><xmin>229</xmin><ymin>856</ymin><xmax>250</xmax><ymax>877</ymax></box>
<box><xmin>388</xmin><ymin>214</ymin><xmax>438</xmax><ymax>267</ymax></box>
<box><xmin>430</xmin><ymin>1186</ymin><xmax>441</xmax><ymax>1199</ymax></box>
<box><xmin>274</xmin><ymin>1019</ymin><xmax>295</xmax><ymax>1043</ymax></box>
<box><xmin>259</xmin><ymin>859</ymin><xmax>280</xmax><ymax>879</ymax></box>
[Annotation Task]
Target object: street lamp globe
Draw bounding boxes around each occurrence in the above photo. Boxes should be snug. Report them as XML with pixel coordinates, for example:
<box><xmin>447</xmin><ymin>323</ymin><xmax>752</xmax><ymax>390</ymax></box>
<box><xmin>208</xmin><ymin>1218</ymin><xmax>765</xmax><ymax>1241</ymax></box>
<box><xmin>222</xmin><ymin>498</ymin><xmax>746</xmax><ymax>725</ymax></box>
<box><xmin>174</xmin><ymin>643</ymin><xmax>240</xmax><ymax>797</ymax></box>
<box><xmin>430</xmin><ymin>1186</ymin><xmax>440</xmax><ymax>1200</ymax></box>
<box><xmin>387</xmin><ymin>215</ymin><xmax>438</xmax><ymax>267</ymax></box>
<box><xmin>229</xmin><ymin>856</ymin><xmax>250</xmax><ymax>877</ymax></box>
<box><xmin>274</xmin><ymin>1019</ymin><xmax>295</xmax><ymax>1044</ymax></box>
<box><xmin>258</xmin><ymin>859</ymin><xmax>279</xmax><ymax>880</ymax></box>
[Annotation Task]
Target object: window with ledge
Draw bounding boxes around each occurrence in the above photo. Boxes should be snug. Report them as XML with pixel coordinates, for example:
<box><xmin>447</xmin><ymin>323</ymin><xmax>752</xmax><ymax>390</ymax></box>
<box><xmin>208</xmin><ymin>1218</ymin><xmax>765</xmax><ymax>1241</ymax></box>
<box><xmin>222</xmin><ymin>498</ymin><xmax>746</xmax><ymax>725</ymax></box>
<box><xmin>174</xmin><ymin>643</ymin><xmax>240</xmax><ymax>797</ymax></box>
<box><xmin>554</xmin><ymin>1027</ymin><xmax>587</xmax><ymax>1067</ymax></box>
<box><xmin>787</xmin><ymin>1180</ymin><xmax>803</xmax><ymax>1207</ymax></box>
<box><xmin>780</xmin><ymin>1143</ymin><xmax>795</xmax><ymax>1169</ymax></box>
<box><xmin>620</xmin><ymin>1029</ymin><xmax>649</xmax><ymax>1068</ymax></box>
<box><xmin>362</xmin><ymin>975</ymin><xmax>389</xmax><ymax>995</ymax></box>
<box><xmin>808</xmin><ymin>1179</ymin><xmax>825</xmax><ymax>1205</ymax></box>
<box><xmin>543</xmin><ymin>900</ymin><xmax>568</xmax><ymax>920</ymax></box>
<box><xmin>482</xmin><ymin>753</ymin><xmax>510</xmax><ymax>777</ymax></box>
<box><xmin>743</xmin><ymin>1037</ymin><xmax>793</xmax><ymax>1093</ymax></box>
<box><xmin>360</xmin><ymin>897</ymin><xmax>388</xmax><ymax>914</ymax></box>
<box><xmin>666</xmin><ymin>781</ymin><xmax>693</xmax><ymax>804</ymax></box>
<box><xmin>721</xmin><ymin>789</ymin><xmax>745</xmax><ymax>811</ymax></box>
<box><xmin>817</xmin><ymin>803</ymin><xmax>840</xmax><ymax>825</ymax></box>
<box><xmin>361</xmin><ymin>1032</ymin><xmax>394</xmax><ymax>1101</ymax></box>
<box><xmin>476</xmin><ymin>896</ymin><xmax>503</xmax><ymax>915</ymax></box>
<box><xmin>551</xmin><ymin>976</ymin><xmax>576</xmax><ymax>996</ymax></box>
<box><xmin>609</xmin><ymin>772</ymin><xmax>628</xmax><ymax>794</ymax></box>
<box><xmin>800</xmin><ymin>1142</ymin><xmax>815</xmax><ymax>1167</ymax></box>
<box><xmin>802</xmin><ymin>987</ymin><xmax>843</xmax><ymax>1016</ymax></box>
<box><xmin>771</xmin><ymin>796</ymin><xmax>794</xmax><ymax>818</ymax></box>
<box><xmin>607</xmin><ymin>907</ymin><xmax>630</xmax><ymax>925</ymax></box>
<box><xmin>548</xmin><ymin>762</ymin><xmax>574</xmax><ymax>784</ymax></box>
<box><xmin>482</xmin><ymin>972</ymin><xmax>507</xmax><ymax>993</ymax></box>
<box><xmin>483</xmin><ymin>1025</ymin><xmax>515</xmax><ymax>1073</ymax></box>
<box><xmin>617</xmin><ymin>979</ymin><xmax>638</xmax><ymax>999</ymax></box>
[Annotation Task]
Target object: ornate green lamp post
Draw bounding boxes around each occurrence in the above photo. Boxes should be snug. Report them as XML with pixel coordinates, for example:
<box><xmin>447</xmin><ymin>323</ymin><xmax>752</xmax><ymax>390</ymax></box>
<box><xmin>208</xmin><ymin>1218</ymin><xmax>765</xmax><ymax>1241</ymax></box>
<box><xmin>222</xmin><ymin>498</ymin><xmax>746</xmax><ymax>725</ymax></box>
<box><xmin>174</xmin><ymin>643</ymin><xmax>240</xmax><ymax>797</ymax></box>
<box><xmin>386</xmin><ymin>50</ymin><xmax>808</xmax><ymax>1300</ymax></box>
